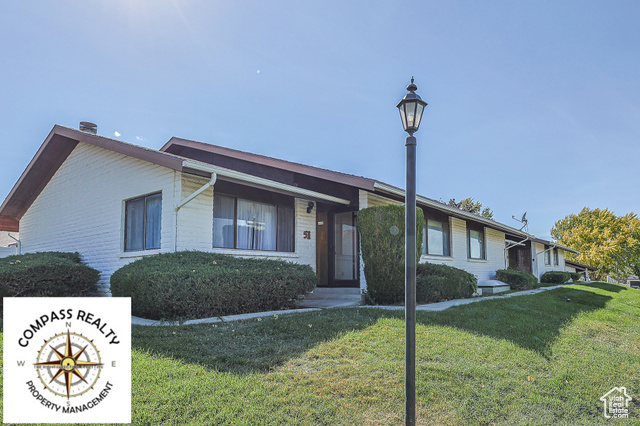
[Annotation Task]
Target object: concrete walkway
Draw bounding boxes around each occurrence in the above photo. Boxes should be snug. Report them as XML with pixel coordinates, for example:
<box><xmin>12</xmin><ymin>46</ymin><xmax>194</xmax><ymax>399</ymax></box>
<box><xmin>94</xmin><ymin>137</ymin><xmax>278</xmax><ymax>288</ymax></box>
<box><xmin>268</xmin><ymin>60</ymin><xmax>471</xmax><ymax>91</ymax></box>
<box><xmin>358</xmin><ymin>283</ymin><xmax>571</xmax><ymax>312</ymax></box>
<box><xmin>131</xmin><ymin>283</ymin><xmax>574</xmax><ymax>326</ymax></box>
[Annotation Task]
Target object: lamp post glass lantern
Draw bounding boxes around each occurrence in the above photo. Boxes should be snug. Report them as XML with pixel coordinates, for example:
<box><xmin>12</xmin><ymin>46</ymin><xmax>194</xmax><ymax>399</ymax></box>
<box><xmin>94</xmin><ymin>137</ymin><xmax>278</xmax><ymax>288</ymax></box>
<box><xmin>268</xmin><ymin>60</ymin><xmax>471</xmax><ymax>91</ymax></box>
<box><xmin>397</xmin><ymin>77</ymin><xmax>427</xmax><ymax>426</ymax></box>
<box><xmin>397</xmin><ymin>77</ymin><xmax>428</xmax><ymax>135</ymax></box>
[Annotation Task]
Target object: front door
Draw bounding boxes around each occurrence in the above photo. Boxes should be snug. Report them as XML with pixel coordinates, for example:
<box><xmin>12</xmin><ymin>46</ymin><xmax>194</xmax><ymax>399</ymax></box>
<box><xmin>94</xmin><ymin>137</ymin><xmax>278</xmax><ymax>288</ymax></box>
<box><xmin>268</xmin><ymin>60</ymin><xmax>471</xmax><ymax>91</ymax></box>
<box><xmin>509</xmin><ymin>245</ymin><xmax>532</xmax><ymax>274</ymax></box>
<box><xmin>316</xmin><ymin>210</ymin><xmax>359</xmax><ymax>288</ymax></box>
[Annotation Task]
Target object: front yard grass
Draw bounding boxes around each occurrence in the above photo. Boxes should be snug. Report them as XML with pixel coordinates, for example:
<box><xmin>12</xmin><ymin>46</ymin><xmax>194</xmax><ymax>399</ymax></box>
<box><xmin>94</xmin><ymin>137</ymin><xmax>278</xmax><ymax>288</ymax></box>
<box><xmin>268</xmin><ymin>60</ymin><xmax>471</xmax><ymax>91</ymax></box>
<box><xmin>1</xmin><ymin>282</ymin><xmax>639</xmax><ymax>424</ymax></box>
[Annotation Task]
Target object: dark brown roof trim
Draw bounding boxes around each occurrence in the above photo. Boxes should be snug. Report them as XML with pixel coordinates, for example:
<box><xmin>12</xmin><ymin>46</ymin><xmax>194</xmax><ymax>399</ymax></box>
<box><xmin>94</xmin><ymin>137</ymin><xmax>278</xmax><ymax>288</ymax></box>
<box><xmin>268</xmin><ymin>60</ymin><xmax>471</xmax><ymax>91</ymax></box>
<box><xmin>564</xmin><ymin>260</ymin><xmax>597</xmax><ymax>271</ymax></box>
<box><xmin>531</xmin><ymin>237</ymin><xmax>579</xmax><ymax>254</ymax></box>
<box><xmin>161</xmin><ymin>137</ymin><xmax>378</xmax><ymax>192</ymax></box>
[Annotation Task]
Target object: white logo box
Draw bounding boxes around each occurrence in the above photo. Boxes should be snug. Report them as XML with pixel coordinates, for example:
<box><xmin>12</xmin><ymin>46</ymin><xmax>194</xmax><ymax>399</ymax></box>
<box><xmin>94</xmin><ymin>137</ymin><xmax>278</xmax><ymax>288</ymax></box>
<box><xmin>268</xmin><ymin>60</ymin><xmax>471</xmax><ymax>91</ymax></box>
<box><xmin>3</xmin><ymin>297</ymin><xmax>131</xmax><ymax>424</ymax></box>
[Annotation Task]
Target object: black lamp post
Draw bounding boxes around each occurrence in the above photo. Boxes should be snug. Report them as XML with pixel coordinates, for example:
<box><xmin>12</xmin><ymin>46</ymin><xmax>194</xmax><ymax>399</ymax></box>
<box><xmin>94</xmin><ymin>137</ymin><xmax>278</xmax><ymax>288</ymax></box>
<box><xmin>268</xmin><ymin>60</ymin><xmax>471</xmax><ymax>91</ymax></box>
<box><xmin>397</xmin><ymin>77</ymin><xmax>427</xmax><ymax>426</ymax></box>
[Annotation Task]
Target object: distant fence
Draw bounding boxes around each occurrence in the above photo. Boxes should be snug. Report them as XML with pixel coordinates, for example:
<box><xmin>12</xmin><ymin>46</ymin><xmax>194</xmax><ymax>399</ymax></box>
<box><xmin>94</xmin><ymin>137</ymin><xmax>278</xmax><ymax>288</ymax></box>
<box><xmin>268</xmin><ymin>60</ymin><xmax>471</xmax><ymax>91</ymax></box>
<box><xmin>0</xmin><ymin>246</ymin><xmax>17</xmax><ymax>258</ymax></box>
<box><xmin>606</xmin><ymin>276</ymin><xmax>625</xmax><ymax>285</ymax></box>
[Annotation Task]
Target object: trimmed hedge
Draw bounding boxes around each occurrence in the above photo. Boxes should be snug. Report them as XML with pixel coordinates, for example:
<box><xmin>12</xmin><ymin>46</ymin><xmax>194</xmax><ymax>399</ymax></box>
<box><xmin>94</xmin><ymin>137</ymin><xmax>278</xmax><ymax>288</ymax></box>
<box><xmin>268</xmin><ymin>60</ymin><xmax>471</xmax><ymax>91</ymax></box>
<box><xmin>416</xmin><ymin>262</ymin><xmax>477</xmax><ymax>304</ymax></box>
<box><xmin>569</xmin><ymin>272</ymin><xmax>582</xmax><ymax>282</ymax></box>
<box><xmin>494</xmin><ymin>268</ymin><xmax>538</xmax><ymax>290</ymax></box>
<box><xmin>110</xmin><ymin>251</ymin><xmax>316</xmax><ymax>320</ymax></box>
<box><xmin>357</xmin><ymin>205</ymin><xmax>424</xmax><ymax>305</ymax></box>
<box><xmin>541</xmin><ymin>271</ymin><xmax>571</xmax><ymax>284</ymax></box>
<box><xmin>0</xmin><ymin>252</ymin><xmax>100</xmax><ymax>310</ymax></box>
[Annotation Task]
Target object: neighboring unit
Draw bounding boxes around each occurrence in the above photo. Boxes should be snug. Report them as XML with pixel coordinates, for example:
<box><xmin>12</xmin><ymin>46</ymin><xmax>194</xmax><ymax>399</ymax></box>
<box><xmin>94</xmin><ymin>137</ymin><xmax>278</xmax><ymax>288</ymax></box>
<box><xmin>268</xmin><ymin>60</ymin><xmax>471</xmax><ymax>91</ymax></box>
<box><xmin>0</xmin><ymin>231</ymin><xmax>19</xmax><ymax>258</ymax></box>
<box><xmin>0</xmin><ymin>125</ymin><xmax>578</xmax><ymax>294</ymax></box>
<box><xmin>565</xmin><ymin>260</ymin><xmax>597</xmax><ymax>281</ymax></box>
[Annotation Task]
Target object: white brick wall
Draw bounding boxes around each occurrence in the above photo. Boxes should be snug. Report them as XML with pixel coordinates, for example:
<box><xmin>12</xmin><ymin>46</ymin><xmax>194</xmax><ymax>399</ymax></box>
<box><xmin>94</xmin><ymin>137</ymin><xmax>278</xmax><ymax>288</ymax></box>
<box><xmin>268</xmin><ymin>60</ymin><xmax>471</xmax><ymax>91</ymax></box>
<box><xmin>177</xmin><ymin>174</ymin><xmax>214</xmax><ymax>251</ymax></box>
<box><xmin>420</xmin><ymin>217</ymin><xmax>507</xmax><ymax>282</ymax></box>
<box><xmin>19</xmin><ymin>142</ymin><xmax>179</xmax><ymax>293</ymax></box>
<box><xmin>532</xmin><ymin>242</ymin><xmax>566</xmax><ymax>279</ymax></box>
<box><xmin>19</xmin><ymin>143</ymin><xmax>320</xmax><ymax>291</ymax></box>
<box><xmin>294</xmin><ymin>198</ymin><xmax>316</xmax><ymax>270</ymax></box>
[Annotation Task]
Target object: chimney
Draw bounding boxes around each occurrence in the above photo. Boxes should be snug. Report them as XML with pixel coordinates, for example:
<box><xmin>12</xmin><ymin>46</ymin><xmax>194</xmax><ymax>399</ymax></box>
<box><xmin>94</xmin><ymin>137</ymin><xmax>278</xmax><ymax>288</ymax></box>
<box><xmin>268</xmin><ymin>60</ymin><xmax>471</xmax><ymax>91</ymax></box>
<box><xmin>79</xmin><ymin>121</ymin><xmax>97</xmax><ymax>134</ymax></box>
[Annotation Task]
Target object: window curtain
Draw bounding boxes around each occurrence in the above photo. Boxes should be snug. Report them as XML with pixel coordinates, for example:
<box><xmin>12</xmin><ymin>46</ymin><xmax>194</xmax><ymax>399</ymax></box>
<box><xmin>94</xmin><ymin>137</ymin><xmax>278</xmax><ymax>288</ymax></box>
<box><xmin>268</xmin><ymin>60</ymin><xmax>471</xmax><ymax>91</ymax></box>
<box><xmin>236</xmin><ymin>199</ymin><xmax>277</xmax><ymax>250</ymax></box>
<box><xmin>277</xmin><ymin>205</ymin><xmax>294</xmax><ymax>252</ymax></box>
<box><xmin>213</xmin><ymin>194</ymin><xmax>235</xmax><ymax>248</ymax></box>
<box><xmin>144</xmin><ymin>194</ymin><xmax>162</xmax><ymax>249</ymax></box>
<box><xmin>125</xmin><ymin>198</ymin><xmax>145</xmax><ymax>251</ymax></box>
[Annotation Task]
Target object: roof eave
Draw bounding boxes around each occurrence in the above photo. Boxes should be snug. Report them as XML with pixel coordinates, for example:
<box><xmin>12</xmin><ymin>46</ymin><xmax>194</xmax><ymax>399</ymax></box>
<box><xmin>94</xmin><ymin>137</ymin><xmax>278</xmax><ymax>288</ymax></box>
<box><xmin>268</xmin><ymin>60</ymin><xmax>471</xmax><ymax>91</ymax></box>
<box><xmin>373</xmin><ymin>182</ymin><xmax>530</xmax><ymax>237</ymax></box>
<box><xmin>162</xmin><ymin>137</ymin><xmax>378</xmax><ymax>192</ymax></box>
<box><xmin>0</xmin><ymin>125</ymin><xmax>189</xmax><ymax>231</ymax></box>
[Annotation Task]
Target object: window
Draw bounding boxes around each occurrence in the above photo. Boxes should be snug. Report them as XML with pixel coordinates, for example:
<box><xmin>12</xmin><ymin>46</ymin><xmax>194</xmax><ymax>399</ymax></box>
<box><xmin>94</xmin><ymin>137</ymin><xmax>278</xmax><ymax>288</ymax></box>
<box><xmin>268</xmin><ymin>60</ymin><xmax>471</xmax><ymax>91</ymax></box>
<box><xmin>213</xmin><ymin>194</ymin><xmax>294</xmax><ymax>252</ymax></box>
<box><xmin>544</xmin><ymin>245</ymin><xmax>551</xmax><ymax>265</ymax></box>
<box><xmin>422</xmin><ymin>218</ymin><xmax>450</xmax><ymax>256</ymax></box>
<box><xmin>125</xmin><ymin>193</ymin><xmax>162</xmax><ymax>251</ymax></box>
<box><xmin>553</xmin><ymin>248</ymin><xmax>559</xmax><ymax>266</ymax></box>
<box><xmin>467</xmin><ymin>225</ymin><xmax>485</xmax><ymax>259</ymax></box>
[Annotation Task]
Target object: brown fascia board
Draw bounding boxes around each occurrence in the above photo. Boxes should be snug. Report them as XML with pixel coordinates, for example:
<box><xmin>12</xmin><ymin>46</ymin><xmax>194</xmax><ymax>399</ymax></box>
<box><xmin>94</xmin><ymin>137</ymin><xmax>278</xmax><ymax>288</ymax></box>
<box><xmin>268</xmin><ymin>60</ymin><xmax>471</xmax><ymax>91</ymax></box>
<box><xmin>161</xmin><ymin>137</ymin><xmax>378</xmax><ymax>191</ymax></box>
<box><xmin>565</xmin><ymin>260</ymin><xmax>597</xmax><ymax>271</ymax></box>
<box><xmin>0</xmin><ymin>216</ymin><xmax>18</xmax><ymax>232</ymax></box>
<box><xmin>162</xmin><ymin>137</ymin><xmax>534</xmax><ymax>237</ymax></box>
<box><xmin>53</xmin><ymin>126</ymin><xmax>185</xmax><ymax>171</ymax></box>
<box><xmin>531</xmin><ymin>237</ymin><xmax>579</xmax><ymax>254</ymax></box>
<box><xmin>0</xmin><ymin>125</ymin><xmax>188</xmax><ymax>231</ymax></box>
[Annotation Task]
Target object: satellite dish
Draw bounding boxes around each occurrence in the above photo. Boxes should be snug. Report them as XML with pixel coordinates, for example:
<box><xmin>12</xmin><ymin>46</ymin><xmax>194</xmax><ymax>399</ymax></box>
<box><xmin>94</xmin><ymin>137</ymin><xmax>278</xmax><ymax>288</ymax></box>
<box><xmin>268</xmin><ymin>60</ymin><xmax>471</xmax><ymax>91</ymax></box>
<box><xmin>512</xmin><ymin>211</ymin><xmax>529</xmax><ymax>232</ymax></box>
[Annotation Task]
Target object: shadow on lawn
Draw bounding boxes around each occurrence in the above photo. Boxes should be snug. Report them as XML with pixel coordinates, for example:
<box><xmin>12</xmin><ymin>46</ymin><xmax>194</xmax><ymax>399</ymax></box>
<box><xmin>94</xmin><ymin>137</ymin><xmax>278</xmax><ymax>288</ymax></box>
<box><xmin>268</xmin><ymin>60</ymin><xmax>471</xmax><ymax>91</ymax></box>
<box><xmin>131</xmin><ymin>284</ymin><xmax>620</xmax><ymax>373</ymax></box>
<box><xmin>132</xmin><ymin>307</ymin><xmax>404</xmax><ymax>375</ymax></box>
<box><xmin>417</xmin><ymin>284</ymin><xmax>614</xmax><ymax>358</ymax></box>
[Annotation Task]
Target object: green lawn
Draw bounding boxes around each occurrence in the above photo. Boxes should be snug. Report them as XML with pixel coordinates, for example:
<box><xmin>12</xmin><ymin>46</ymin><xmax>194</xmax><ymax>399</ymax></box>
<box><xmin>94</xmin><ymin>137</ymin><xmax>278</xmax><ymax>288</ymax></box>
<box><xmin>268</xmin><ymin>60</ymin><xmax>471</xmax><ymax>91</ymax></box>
<box><xmin>1</xmin><ymin>282</ymin><xmax>639</xmax><ymax>425</ymax></box>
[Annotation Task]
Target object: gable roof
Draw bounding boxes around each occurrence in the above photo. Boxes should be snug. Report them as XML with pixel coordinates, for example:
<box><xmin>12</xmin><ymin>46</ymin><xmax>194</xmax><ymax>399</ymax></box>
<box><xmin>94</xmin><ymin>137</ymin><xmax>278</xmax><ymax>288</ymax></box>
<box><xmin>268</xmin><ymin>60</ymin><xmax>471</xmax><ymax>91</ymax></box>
<box><xmin>0</xmin><ymin>125</ymin><xmax>553</xmax><ymax>242</ymax></box>
<box><xmin>0</xmin><ymin>126</ymin><xmax>204</xmax><ymax>231</ymax></box>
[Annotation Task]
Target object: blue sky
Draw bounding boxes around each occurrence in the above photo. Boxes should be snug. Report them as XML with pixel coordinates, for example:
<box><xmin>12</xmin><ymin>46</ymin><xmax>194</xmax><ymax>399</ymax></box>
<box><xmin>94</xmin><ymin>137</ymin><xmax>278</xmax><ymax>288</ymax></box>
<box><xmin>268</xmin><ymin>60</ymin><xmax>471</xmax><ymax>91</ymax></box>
<box><xmin>1</xmin><ymin>1</ymin><xmax>639</xmax><ymax>238</ymax></box>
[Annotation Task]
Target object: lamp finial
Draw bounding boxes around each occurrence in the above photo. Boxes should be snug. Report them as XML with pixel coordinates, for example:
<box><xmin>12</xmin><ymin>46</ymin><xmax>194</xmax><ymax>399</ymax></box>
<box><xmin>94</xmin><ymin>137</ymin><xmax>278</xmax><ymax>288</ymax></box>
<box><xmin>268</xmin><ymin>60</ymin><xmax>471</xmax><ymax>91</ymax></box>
<box><xmin>407</xmin><ymin>77</ymin><xmax>417</xmax><ymax>92</ymax></box>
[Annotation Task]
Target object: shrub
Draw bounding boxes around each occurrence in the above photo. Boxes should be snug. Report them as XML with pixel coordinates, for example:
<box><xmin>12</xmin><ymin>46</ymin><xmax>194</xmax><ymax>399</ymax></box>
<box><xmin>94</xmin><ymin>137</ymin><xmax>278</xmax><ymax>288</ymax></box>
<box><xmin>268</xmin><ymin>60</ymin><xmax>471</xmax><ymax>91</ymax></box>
<box><xmin>494</xmin><ymin>268</ymin><xmax>538</xmax><ymax>290</ymax></box>
<box><xmin>0</xmin><ymin>252</ymin><xmax>99</xmax><ymax>310</ymax></box>
<box><xmin>357</xmin><ymin>205</ymin><xmax>424</xmax><ymax>305</ymax></box>
<box><xmin>569</xmin><ymin>272</ymin><xmax>582</xmax><ymax>282</ymax></box>
<box><xmin>541</xmin><ymin>271</ymin><xmax>571</xmax><ymax>284</ymax></box>
<box><xmin>416</xmin><ymin>262</ymin><xmax>477</xmax><ymax>303</ymax></box>
<box><xmin>110</xmin><ymin>251</ymin><xmax>316</xmax><ymax>320</ymax></box>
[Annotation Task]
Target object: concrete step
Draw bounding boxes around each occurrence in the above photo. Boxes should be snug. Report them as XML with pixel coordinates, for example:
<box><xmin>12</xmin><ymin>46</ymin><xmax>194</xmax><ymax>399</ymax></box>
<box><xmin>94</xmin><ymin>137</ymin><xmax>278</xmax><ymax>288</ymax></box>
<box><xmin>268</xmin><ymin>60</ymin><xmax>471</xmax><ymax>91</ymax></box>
<box><xmin>310</xmin><ymin>287</ymin><xmax>361</xmax><ymax>295</ymax></box>
<box><xmin>297</xmin><ymin>287</ymin><xmax>363</xmax><ymax>308</ymax></box>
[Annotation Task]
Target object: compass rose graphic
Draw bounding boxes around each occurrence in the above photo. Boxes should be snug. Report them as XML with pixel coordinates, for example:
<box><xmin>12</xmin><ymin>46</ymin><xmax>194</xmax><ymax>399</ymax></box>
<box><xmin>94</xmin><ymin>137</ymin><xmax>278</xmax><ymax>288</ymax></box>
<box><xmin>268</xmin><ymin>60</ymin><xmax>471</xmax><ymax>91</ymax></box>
<box><xmin>34</xmin><ymin>330</ymin><xmax>104</xmax><ymax>399</ymax></box>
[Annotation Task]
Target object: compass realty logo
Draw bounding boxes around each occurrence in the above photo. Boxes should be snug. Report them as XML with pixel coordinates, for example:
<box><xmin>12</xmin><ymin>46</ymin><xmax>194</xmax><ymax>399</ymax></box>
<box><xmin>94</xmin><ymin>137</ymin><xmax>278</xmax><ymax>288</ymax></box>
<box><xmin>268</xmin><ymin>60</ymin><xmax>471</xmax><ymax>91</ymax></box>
<box><xmin>3</xmin><ymin>297</ymin><xmax>131</xmax><ymax>424</ymax></box>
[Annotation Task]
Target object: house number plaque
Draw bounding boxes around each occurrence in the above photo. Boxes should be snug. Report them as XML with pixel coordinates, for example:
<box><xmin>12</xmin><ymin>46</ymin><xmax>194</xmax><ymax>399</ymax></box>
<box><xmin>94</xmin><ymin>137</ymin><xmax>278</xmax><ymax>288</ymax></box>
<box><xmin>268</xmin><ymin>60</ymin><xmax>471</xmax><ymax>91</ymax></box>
<box><xmin>303</xmin><ymin>231</ymin><xmax>311</xmax><ymax>239</ymax></box>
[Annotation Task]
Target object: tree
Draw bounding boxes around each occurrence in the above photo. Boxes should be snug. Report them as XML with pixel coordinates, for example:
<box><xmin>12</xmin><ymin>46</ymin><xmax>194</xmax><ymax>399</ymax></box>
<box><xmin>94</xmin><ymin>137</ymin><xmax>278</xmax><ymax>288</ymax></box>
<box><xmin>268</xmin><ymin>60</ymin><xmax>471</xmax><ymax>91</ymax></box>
<box><xmin>448</xmin><ymin>197</ymin><xmax>494</xmax><ymax>219</ymax></box>
<box><xmin>551</xmin><ymin>207</ymin><xmax>640</xmax><ymax>281</ymax></box>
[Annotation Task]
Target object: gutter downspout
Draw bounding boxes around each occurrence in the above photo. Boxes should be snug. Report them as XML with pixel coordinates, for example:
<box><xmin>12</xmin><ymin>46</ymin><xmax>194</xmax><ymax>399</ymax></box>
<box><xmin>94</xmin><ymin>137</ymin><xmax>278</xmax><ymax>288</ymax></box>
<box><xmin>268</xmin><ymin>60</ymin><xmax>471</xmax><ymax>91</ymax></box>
<box><xmin>8</xmin><ymin>233</ymin><xmax>21</xmax><ymax>255</ymax></box>
<box><xmin>174</xmin><ymin>173</ymin><xmax>217</xmax><ymax>252</ymax></box>
<box><xmin>534</xmin><ymin>245</ymin><xmax>556</xmax><ymax>279</ymax></box>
